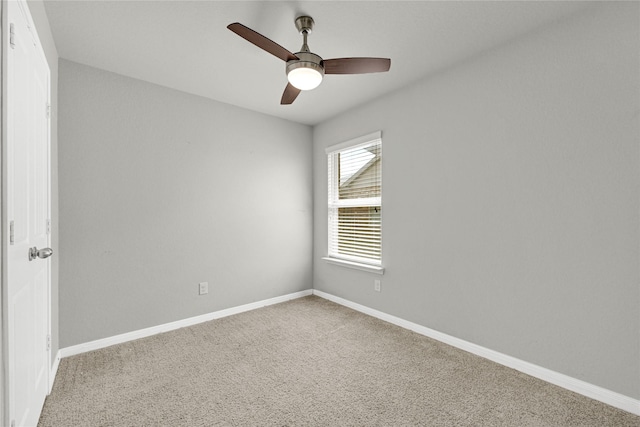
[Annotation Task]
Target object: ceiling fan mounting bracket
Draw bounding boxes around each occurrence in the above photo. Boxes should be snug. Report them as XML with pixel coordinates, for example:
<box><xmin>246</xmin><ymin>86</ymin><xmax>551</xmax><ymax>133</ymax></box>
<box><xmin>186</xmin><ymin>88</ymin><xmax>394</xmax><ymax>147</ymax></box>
<box><xmin>295</xmin><ymin>16</ymin><xmax>314</xmax><ymax>35</ymax></box>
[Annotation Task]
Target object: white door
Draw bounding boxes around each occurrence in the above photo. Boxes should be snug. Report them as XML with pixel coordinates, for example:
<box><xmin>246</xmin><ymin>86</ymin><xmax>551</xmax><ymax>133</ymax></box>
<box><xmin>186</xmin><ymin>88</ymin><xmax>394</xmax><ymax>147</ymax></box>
<box><xmin>5</xmin><ymin>0</ymin><xmax>52</xmax><ymax>426</ymax></box>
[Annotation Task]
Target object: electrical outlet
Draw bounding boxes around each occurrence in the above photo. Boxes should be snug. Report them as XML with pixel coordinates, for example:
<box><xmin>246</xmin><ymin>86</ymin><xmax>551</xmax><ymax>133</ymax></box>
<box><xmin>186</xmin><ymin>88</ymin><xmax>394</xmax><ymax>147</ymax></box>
<box><xmin>199</xmin><ymin>282</ymin><xmax>208</xmax><ymax>295</ymax></box>
<box><xmin>374</xmin><ymin>279</ymin><xmax>381</xmax><ymax>292</ymax></box>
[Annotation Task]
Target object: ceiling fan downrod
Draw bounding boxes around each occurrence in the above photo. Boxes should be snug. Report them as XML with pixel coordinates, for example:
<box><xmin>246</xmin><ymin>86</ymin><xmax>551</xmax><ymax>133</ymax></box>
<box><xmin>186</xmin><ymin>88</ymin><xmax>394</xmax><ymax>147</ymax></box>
<box><xmin>295</xmin><ymin>15</ymin><xmax>314</xmax><ymax>52</ymax></box>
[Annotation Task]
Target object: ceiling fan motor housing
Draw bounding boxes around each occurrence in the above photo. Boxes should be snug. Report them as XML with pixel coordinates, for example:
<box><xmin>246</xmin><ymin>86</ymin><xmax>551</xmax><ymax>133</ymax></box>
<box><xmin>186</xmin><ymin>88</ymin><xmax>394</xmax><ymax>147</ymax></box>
<box><xmin>286</xmin><ymin>52</ymin><xmax>324</xmax><ymax>77</ymax></box>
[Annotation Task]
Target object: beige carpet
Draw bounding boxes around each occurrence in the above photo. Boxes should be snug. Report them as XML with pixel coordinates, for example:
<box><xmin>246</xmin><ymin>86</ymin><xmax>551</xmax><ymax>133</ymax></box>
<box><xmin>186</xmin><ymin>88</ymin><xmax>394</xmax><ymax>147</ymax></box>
<box><xmin>39</xmin><ymin>296</ymin><xmax>638</xmax><ymax>426</ymax></box>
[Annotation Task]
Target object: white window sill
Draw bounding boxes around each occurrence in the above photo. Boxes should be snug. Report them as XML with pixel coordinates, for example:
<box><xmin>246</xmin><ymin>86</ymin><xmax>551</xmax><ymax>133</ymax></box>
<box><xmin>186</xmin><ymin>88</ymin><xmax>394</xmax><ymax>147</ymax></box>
<box><xmin>322</xmin><ymin>257</ymin><xmax>385</xmax><ymax>275</ymax></box>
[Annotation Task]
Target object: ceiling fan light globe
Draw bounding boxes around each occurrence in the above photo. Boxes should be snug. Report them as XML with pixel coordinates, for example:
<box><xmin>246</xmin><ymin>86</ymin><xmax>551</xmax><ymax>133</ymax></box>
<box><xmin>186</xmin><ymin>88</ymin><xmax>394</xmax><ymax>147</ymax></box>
<box><xmin>288</xmin><ymin>67</ymin><xmax>323</xmax><ymax>90</ymax></box>
<box><xmin>286</xmin><ymin>52</ymin><xmax>325</xmax><ymax>91</ymax></box>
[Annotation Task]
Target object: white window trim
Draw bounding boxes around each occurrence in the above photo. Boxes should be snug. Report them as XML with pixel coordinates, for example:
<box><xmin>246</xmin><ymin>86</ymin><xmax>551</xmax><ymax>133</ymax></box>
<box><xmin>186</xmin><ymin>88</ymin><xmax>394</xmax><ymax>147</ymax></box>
<box><xmin>322</xmin><ymin>257</ymin><xmax>385</xmax><ymax>275</ymax></box>
<box><xmin>325</xmin><ymin>131</ymin><xmax>383</xmax><ymax>273</ymax></box>
<box><xmin>325</xmin><ymin>131</ymin><xmax>382</xmax><ymax>154</ymax></box>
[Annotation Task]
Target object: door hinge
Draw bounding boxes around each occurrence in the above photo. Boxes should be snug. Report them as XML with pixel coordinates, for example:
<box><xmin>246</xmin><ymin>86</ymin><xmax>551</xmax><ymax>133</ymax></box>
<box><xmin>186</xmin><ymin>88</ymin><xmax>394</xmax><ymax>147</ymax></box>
<box><xmin>46</xmin><ymin>335</ymin><xmax>51</xmax><ymax>351</ymax></box>
<box><xmin>10</xmin><ymin>220</ymin><xmax>15</xmax><ymax>245</ymax></box>
<box><xmin>46</xmin><ymin>219</ymin><xmax>51</xmax><ymax>234</ymax></box>
<box><xmin>46</xmin><ymin>103</ymin><xmax>51</xmax><ymax>119</ymax></box>
<box><xmin>9</xmin><ymin>23</ymin><xmax>15</xmax><ymax>49</ymax></box>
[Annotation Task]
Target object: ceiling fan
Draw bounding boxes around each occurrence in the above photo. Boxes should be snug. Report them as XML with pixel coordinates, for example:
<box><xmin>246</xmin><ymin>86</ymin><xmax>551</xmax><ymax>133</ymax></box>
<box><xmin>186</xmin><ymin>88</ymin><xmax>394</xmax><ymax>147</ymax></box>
<box><xmin>227</xmin><ymin>16</ymin><xmax>391</xmax><ymax>105</ymax></box>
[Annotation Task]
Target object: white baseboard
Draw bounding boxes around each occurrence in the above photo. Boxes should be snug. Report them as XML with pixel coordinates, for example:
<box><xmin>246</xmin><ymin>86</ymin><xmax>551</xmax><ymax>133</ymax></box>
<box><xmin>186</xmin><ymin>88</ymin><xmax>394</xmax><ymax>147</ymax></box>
<box><xmin>48</xmin><ymin>350</ymin><xmax>61</xmax><ymax>394</ymax></box>
<box><xmin>312</xmin><ymin>289</ymin><xmax>640</xmax><ymax>416</ymax></box>
<box><xmin>59</xmin><ymin>289</ymin><xmax>313</xmax><ymax>359</ymax></box>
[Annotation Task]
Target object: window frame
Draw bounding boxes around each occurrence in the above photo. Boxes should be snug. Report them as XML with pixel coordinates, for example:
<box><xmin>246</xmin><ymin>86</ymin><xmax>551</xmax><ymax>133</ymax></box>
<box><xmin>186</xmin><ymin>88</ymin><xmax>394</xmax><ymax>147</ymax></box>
<box><xmin>324</xmin><ymin>131</ymin><xmax>384</xmax><ymax>274</ymax></box>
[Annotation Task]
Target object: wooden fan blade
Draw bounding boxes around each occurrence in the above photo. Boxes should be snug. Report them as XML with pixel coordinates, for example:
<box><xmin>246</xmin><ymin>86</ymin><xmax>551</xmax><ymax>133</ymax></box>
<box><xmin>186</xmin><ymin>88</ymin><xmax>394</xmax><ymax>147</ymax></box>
<box><xmin>281</xmin><ymin>83</ymin><xmax>301</xmax><ymax>105</ymax></box>
<box><xmin>228</xmin><ymin>23</ymin><xmax>298</xmax><ymax>62</ymax></box>
<box><xmin>323</xmin><ymin>58</ymin><xmax>391</xmax><ymax>74</ymax></box>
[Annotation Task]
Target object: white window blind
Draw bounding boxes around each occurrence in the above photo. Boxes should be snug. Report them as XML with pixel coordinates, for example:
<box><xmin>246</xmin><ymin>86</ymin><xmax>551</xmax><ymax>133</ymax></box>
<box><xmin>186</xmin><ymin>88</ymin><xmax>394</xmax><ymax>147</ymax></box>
<box><xmin>327</xmin><ymin>132</ymin><xmax>382</xmax><ymax>266</ymax></box>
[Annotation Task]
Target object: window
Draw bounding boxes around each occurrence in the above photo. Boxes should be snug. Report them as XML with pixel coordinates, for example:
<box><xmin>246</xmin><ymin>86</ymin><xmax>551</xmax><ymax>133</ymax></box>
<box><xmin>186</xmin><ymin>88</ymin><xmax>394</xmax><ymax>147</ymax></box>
<box><xmin>326</xmin><ymin>131</ymin><xmax>382</xmax><ymax>272</ymax></box>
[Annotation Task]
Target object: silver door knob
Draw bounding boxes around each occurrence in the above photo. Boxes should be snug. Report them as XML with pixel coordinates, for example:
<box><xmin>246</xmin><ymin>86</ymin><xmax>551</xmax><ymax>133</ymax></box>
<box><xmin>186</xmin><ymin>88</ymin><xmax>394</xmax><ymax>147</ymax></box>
<box><xmin>28</xmin><ymin>247</ymin><xmax>53</xmax><ymax>261</ymax></box>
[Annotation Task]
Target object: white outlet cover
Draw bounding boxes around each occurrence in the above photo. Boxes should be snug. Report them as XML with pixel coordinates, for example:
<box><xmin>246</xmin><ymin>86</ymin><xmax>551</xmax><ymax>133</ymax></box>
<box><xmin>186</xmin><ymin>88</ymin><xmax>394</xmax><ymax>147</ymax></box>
<box><xmin>199</xmin><ymin>282</ymin><xmax>208</xmax><ymax>295</ymax></box>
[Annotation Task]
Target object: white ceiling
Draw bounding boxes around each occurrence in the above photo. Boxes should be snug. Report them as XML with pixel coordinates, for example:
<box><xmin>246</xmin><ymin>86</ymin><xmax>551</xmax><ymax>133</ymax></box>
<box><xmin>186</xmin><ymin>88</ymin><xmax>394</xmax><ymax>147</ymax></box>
<box><xmin>43</xmin><ymin>1</ymin><xmax>590</xmax><ymax>126</ymax></box>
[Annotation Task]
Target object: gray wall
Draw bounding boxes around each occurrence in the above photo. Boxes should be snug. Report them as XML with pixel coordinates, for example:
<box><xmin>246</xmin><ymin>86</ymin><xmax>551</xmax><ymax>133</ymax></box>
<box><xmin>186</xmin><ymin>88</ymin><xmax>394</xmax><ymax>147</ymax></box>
<box><xmin>59</xmin><ymin>60</ymin><xmax>312</xmax><ymax>348</ymax></box>
<box><xmin>313</xmin><ymin>3</ymin><xmax>639</xmax><ymax>399</ymax></box>
<box><xmin>27</xmin><ymin>0</ymin><xmax>59</xmax><ymax>368</ymax></box>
